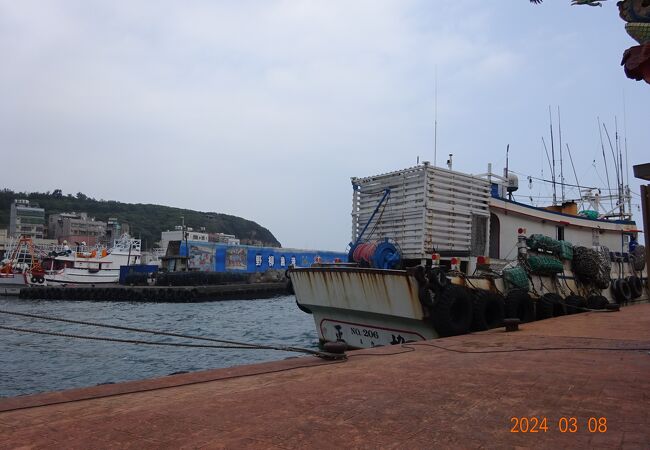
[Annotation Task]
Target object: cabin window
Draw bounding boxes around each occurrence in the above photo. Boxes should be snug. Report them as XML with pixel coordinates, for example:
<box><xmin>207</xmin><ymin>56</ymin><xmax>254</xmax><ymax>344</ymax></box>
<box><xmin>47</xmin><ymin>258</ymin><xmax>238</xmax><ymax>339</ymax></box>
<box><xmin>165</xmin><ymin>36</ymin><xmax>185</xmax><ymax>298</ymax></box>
<box><xmin>557</xmin><ymin>226</ymin><xmax>565</xmax><ymax>241</ymax></box>
<box><xmin>489</xmin><ymin>214</ymin><xmax>500</xmax><ymax>259</ymax></box>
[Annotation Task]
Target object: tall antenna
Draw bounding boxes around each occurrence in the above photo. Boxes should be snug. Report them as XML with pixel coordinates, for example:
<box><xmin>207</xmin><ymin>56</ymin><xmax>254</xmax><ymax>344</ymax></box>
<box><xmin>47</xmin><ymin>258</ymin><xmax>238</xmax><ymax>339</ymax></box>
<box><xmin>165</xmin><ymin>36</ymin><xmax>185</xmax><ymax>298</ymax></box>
<box><xmin>597</xmin><ymin>117</ymin><xmax>614</xmax><ymax>210</ymax></box>
<box><xmin>434</xmin><ymin>65</ymin><xmax>438</xmax><ymax>168</ymax></box>
<box><xmin>622</xmin><ymin>89</ymin><xmax>632</xmax><ymax>215</ymax></box>
<box><xmin>558</xmin><ymin>106</ymin><xmax>565</xmax><ymax>203</ymax></box>
<box><xmin>549</xmin><ymin>106</ymin><xmax>557</xmax><ymax>205</ymax></box>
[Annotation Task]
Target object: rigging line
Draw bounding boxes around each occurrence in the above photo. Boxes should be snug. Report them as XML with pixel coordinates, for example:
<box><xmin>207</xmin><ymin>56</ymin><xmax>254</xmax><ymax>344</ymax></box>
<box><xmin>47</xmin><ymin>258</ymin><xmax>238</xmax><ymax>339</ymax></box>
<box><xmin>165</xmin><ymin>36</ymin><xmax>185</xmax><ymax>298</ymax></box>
<box><xmin>0</xmin><ymin>325</ymin><xmax>279</xmax><ymax>350</ymax></box>
<box><xmin>603</xmin><ymin>122</ymin><xmax>623</xmax><ymax>215</ymax></box>
<box><xmin>509</xmin><ymin>170</ymin><xmax>596</xmax><ymax>190</ymax></box>
<box><xmin>0</xmin><ymin>309</ymin><xmax>314</xmax><ymax>355</ymax></box>
<box><xmin>408</xmin><ymin>341</ymin><xmax>650</xmax><ymax>354</ymax></box>
<box><xmin>565</xmin><ymin>144</ymin><xmax>586</xmax><ymax>211</ymax></box>
<box><xmin>541</xmin><ymin>137</ymin><xmax>554</xmax><ymax>187</ymax></box>
<box><xmin>597</xmin><ymin>117</ymin><xmax>614</xmax><ymax>210</ymax></box>
<box><xmin>0</xmin><ymin>325</ymin><xmax>338</xmax><ymax>358</ymax></box>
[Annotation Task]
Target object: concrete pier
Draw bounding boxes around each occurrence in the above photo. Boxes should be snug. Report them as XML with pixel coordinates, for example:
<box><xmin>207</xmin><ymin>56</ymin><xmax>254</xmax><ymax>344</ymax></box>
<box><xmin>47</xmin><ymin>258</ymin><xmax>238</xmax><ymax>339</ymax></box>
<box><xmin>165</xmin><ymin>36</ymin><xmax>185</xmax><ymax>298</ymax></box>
<box><xmin>16</xmin><ymin>282</ymin><xmax>290</xmax><ymax>302</ymax></box>
<box><xmin>1</xmin><ymin>304</ymin><xmax>649</xmax><ymax>448</ymax></box>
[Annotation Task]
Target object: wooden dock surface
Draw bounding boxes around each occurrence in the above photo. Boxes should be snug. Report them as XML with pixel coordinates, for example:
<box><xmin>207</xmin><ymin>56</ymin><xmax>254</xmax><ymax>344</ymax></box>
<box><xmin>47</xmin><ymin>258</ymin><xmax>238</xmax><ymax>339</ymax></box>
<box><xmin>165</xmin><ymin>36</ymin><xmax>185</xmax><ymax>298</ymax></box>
<box><xmin>1</xmin><ymin>304</ymin><xmax>649</xmax><ymax>449</ymax></box>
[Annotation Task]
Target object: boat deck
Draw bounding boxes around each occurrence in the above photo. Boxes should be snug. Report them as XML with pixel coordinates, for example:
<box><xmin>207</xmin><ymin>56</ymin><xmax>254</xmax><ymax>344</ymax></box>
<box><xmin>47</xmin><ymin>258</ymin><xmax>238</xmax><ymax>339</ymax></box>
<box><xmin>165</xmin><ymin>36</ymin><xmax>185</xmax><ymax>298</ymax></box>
<box><xmin>1</xmin><ymin>304</ymin><xmax>649</xmax><ymax>449</ymax></box>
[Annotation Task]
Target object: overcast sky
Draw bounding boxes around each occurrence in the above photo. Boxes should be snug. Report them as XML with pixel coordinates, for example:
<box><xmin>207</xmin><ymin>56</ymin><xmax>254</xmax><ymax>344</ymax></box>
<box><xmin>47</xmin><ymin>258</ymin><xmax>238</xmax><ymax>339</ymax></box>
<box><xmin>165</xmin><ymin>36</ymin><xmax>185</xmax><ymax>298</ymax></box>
<box><xmin>1</xmin><ymin>1</ymin><xmax>648</xmax><ymax>250</ymax></box>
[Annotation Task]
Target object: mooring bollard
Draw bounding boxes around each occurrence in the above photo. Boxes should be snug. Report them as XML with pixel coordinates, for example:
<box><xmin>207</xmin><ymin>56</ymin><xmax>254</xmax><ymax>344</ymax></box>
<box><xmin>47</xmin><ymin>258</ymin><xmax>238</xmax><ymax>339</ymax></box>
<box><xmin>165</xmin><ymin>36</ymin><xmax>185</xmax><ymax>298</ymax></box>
<box><xmin>504</xmin><ymin>318</ymin><xmax>520</xmax><ymax>332</ymax></box>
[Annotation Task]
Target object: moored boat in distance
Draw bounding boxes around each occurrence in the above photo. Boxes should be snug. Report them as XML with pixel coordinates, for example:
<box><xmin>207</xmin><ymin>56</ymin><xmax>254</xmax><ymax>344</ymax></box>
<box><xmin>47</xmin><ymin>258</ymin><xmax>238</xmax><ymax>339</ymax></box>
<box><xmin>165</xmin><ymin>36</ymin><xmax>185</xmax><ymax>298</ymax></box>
<box><xmin>0</xmin><ymin>236</ymin><xmax>45</xmax><ymax>288</ymax></box>
<box><xmin>289</xmin><ymin>162</ymin><xmax>648</xmax><ymax>349</ymax></box>
<box><xmin>35</xmin><ymin>234</ymin><xmax>141</xmax><ymax>286</ymax></box>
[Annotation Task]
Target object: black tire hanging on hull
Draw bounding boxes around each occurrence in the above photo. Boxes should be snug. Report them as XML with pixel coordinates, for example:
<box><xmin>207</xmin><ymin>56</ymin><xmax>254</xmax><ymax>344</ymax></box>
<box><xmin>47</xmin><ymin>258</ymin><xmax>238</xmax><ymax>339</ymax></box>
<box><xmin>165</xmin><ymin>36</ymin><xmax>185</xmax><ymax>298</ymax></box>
<box><xmin>586</xmin><ymin>295</ymin><xmax>609</xmax><ymax>310</ymax></box>
<box><xmin>611</xmin><ymin>279</ymin><xmax>631</xmax><ymax>304</ymax></box>
<box><xmin>432</xmin><ymin>285</ymin><xmax>473</xmax><ymax>337</ymax></box>
<box><xmin>564</xmin><ymin>294</ymin><xmax>587</xmax><ymax>314</ymax></box>
<box><xmin>504</xmin><ymin>289</ymin><xmax>535</xmax><ymax>323</ymax></box>
<box><xmin>626</xmin><ymin>276</ymin><xmax>643</xmax><ymax>299</ymax></box>
<box><xmin>471</xmin><ymin>291</ymin><xmax>505</xmax><ymax>331</ymax></box>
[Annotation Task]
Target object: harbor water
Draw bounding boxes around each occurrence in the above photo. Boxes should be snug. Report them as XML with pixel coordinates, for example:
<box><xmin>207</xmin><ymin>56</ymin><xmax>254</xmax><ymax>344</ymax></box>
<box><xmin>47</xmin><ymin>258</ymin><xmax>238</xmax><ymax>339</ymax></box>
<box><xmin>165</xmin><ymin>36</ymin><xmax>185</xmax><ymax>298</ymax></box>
<box><xmin>0</xmin><ymin>295</ymin><xmax>317</xmax><ymax>398</ymax></box>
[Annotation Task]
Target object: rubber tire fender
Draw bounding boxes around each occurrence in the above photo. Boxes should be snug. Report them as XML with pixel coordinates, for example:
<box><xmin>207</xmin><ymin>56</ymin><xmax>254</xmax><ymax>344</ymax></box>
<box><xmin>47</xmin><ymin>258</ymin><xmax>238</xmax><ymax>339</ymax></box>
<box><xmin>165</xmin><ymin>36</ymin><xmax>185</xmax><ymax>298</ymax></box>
<box><xmin>536</xmin><ymin>294</ymin><xmax>555</xmax><ymax>320</ymax></box>
<box><xmin>543</xmin><ymin>293</ymin><xmax>567</xmax><ymax>317</ymax></box>
<box><xmin>612</xmin><ymin>278</ymin><xmax>631</xmax><ymax>304</ymax></box>
<box><xmin>626</xmin><ymin>276</ymin><xmax>643</xmax><ymax>299</ymax></box>
<box><xmin>431</xmin><ymin>285</ymin><xmax>473</xmax><ymax>337</ymax></box>
<box><xmin>564</xmin><ymin>294</ymin><xmax>586</xmax><ymax>314</ymax></box>
<box><xmin>586</xmin><ymin>294</ymin><xmax>609</xmax><ymax>310</ymax></box>
<box><xmin>428</xmin><ymin>267</ymin><xmax>448</xmax><ymax>291</ymax></box>
<box><xmin>471</xmin><ymin>290</ymin><xmax>505</xmax><ymax>331</ymax></box>
<box><xmin>504</xmin><ymin>289</ymin><xmax>535</xmax><ymax>323</ymax></box>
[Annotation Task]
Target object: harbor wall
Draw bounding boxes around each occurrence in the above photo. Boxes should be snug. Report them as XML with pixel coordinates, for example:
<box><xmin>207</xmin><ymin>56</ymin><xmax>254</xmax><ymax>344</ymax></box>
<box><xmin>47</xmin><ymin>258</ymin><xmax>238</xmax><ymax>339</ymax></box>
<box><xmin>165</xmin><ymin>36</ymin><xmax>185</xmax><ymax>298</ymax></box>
<box><xmin>178</xmin><ymin>241</ymin><xmax>347</xmax><ymax>274</ymax></box>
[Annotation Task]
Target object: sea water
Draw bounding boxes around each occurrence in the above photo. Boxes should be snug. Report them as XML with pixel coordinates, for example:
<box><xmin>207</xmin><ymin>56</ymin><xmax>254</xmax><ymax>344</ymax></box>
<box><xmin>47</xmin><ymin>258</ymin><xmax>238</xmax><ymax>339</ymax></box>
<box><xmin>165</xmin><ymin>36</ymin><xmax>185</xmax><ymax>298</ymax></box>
<box><xmin>0</xmin><ymin>295</ymin><xmax>317</xmax><ymax>398</ymax></box>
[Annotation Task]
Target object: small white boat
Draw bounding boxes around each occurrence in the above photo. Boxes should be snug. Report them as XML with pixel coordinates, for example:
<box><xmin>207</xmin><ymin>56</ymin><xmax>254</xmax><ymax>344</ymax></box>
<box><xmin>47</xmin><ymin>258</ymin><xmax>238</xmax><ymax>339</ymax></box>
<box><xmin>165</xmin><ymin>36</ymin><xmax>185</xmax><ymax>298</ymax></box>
<box><xmin>37</xmin><ymin>234</ymin><xmax>141</xmax><ymax>285</ymax></box>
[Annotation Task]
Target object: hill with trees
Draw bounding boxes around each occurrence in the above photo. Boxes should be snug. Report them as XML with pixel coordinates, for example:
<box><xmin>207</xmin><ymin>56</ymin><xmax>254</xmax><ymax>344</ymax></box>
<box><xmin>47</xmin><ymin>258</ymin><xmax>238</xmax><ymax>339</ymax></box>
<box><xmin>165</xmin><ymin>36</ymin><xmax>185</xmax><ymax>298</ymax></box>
<box><xmin>0</xmin><ymin>189</ymin><xmax>281</xmax><ymax>249</ymax></box>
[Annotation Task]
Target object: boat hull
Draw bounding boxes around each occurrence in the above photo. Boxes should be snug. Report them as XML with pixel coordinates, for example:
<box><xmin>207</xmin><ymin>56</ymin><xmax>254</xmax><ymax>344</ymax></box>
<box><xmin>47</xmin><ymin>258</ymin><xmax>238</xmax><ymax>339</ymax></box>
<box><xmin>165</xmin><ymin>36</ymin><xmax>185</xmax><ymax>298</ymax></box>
<box><xmin>292</xmin><ymin>265</ymin><xmax>648</xmax><ymax>349</ymax></box>
<box><xmin>291</xmin><ymin>267</ymin><xmax>435</xmax><ymax>348</ymax></box>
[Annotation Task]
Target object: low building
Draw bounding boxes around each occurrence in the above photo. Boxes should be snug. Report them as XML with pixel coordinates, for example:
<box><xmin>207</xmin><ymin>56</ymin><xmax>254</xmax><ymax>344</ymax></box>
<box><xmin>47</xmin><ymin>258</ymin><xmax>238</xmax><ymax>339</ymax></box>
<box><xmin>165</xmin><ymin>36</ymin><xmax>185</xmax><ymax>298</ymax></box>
<box><xmin>209</xmin><ymin>232</ymin><xmax>240</xmax><ymax>245</ymax></box>
<box><xmin>9</xmin><ymin>199</ymin><xmax>45</xmax><ymax>239</ymax></box>
<box><xmin>160</xmin><ymin>227</ymin><xmax>209</xmax><ymax>254</ymax></box>
<box><xmin>48</xmin><ymin>212</ymin><xmax>107</xmax><ymax>246</ymax></box>
<box><xmin>106</xmin><ymin>218</ymin><xmax>130</xmax><ymax>244</ymax></box>
<box><xmin>161</xmin><ymin>239</ymin><xmax>347</xmax><ymax>273</ymax></box>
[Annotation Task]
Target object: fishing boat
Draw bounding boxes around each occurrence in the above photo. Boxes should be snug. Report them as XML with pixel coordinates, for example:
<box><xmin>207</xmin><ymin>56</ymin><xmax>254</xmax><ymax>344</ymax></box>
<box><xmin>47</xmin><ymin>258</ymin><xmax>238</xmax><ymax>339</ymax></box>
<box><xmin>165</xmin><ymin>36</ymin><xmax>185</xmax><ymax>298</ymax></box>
<box><xmin>289</xmin><ymin>161</ymin><xmax>647</xmax><ymax>349</ymax></box>
<box><xmin>0</xmin><ymin>236</ymin><xmax>45</xmax><ymax>288</ymax></box>
<box><xmin>35</xmin><ymin>234</ymin><xmax>141</xmax><ymax>285</ymax></box>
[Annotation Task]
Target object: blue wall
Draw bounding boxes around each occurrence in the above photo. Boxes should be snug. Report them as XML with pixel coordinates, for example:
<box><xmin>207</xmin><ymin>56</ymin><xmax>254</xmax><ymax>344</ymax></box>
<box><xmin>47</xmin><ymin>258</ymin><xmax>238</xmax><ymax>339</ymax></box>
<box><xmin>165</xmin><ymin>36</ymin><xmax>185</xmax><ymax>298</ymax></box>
<box><xmin>179</xmin><ymin>241</ymin><xmax>347</xmax><ymax>273</ymax></box>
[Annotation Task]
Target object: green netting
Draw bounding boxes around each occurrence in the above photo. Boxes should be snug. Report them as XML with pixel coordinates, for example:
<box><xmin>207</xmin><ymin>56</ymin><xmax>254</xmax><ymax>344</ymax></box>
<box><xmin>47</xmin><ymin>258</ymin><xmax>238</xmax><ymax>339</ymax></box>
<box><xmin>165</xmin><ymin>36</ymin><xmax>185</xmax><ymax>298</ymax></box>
<box><xmin>527</xmin><ymin>255</ymin><xmax>564</xmax><ymax>275</ymax></box>
<box><xmin>503</xmin><ymin>266</ymin><xmax>529</xmax><ymax>290</ymax></box>
<box><xmin>526</xmin><ymin>234</ymin><xmax>574</xmax><ymax>260</ymax></box>
<box><xmin>526</xmin><ymin>234</ymin><xmax>561</xmax><ymax>253</ymax></box>
<box><xmin>557</xmin><ymin>240</ymin><xmax>574</xmax><ymax>260</ymax></box>
<box><xmin>579</xmin><ymin>210</ymin><xmax>599</xmax><ymax>219</ymax></box>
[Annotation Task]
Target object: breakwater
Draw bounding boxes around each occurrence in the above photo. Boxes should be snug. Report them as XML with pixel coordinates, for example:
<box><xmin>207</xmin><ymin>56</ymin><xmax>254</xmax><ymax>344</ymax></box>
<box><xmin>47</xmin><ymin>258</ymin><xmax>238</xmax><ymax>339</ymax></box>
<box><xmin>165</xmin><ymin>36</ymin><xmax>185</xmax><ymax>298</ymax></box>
<box><xmin>18</xmin><ymin>282</ymin><xmax>290</xmax><ymax>302</ymax></box>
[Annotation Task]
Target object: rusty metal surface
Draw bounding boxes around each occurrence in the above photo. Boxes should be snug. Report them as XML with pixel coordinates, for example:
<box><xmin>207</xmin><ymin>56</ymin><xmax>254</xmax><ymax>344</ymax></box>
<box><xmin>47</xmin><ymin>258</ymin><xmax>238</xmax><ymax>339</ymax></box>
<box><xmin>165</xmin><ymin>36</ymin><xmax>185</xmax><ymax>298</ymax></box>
<box><xmin>291</xmin><ymin>267</ymin><xmax>423</xmax><ymax>320</ymax></box>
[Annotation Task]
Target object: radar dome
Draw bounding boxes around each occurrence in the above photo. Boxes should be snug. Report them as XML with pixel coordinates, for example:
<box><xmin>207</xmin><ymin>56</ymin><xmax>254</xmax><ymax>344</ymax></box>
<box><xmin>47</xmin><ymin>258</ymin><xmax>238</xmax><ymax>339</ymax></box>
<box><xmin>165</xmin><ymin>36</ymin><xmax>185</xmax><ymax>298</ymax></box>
<box><xmin>506</xmin><ymin>173</ymin><xmax>519</xmax><ymax>192</ymax></box>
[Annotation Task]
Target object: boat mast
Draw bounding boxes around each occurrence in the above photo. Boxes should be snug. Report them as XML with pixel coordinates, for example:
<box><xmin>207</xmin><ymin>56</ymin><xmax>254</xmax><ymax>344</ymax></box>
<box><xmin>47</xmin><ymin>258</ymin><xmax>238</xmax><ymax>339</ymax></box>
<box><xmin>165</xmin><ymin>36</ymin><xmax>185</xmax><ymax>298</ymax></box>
<box><xmin>566</xmin><ymin>143</ymin><xmax>585</xmax><ymax>211</ymax></box>
<box><xmin>558</xmin><ymin>106</ymin><xmax>565</xmax><ymax>203</ymax></box>
<box><xmin>549</xmin><ymin>106</ymin><xmax>557</xmax><ymax>206</ymax></box>
<box><xmin>603</xmin><ymin>122</ymin><xmax>623</xmax><ymax>218</ymax></box>
<box><xmin>597</xmin><ymin>117</ymin><xmax>614</xmax><ymax>211</ymax></box>
<box><xmin>434</xmin><ymin>66</ymin><xmax>438</xmax><ymax>168</ymax></box>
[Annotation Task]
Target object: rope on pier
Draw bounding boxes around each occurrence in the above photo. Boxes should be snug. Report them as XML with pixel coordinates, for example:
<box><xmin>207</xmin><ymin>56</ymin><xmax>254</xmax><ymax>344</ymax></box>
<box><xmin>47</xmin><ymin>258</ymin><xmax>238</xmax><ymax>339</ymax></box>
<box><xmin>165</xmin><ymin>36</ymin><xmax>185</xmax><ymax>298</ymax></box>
<box><xmin>0</xmin><ymin>309</ymin><xmax>345</xmax><ymax>360</ymax></box>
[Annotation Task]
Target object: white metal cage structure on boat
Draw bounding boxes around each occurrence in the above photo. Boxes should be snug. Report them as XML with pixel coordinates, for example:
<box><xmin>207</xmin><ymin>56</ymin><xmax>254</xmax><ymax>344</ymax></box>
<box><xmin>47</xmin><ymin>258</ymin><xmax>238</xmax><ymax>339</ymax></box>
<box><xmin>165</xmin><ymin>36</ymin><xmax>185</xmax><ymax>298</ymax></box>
<box><xmin>351</xmin><ymin>162</ymin><xmax>491</xmax><ymax>261</ymax></box>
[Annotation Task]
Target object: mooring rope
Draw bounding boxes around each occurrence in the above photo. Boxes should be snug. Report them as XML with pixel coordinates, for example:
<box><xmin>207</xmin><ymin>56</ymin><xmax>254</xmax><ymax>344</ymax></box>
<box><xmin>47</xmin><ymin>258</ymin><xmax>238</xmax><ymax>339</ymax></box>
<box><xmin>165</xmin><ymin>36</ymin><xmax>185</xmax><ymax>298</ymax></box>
<box><xmin>0</xmin><ymin>309</ymin><xmax>333</xmax><ymax>358</ymax></box>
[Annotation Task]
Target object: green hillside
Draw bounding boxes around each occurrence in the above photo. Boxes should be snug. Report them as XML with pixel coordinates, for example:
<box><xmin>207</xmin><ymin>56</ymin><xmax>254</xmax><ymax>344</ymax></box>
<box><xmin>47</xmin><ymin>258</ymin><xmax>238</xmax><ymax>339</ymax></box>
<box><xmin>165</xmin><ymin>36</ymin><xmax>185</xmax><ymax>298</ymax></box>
<box><xmin>0</xmin><ymin>189</ymin><xmax>281</xmax><ymax>249</ymax></box>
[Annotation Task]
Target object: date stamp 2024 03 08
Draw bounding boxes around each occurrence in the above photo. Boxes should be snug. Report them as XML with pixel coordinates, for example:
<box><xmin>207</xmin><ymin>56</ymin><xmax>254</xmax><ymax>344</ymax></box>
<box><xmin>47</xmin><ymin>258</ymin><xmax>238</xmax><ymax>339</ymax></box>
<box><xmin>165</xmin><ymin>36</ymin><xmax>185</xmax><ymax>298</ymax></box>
<box><xmin>510</xmin><ymin>417</ymin><xmax>608</xmax><ymax>433</ymax></box>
